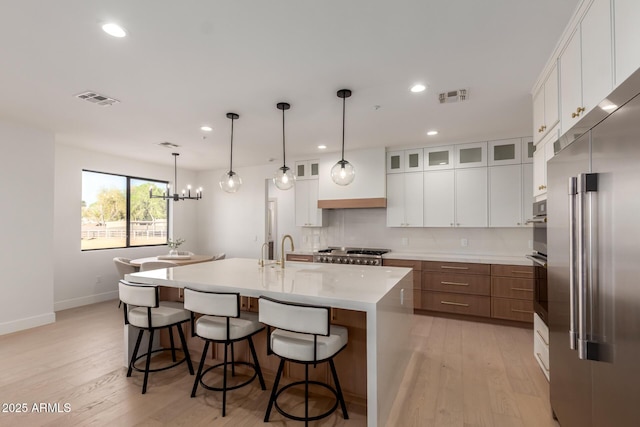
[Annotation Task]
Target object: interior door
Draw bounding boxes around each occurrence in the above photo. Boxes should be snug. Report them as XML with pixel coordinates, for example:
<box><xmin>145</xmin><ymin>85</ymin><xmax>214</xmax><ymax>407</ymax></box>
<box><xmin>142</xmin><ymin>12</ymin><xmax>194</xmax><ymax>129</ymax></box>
<box><xmin>547</xmin><ymin>132</ymin><xmax>592</xmax><ymax>427</ymax></box>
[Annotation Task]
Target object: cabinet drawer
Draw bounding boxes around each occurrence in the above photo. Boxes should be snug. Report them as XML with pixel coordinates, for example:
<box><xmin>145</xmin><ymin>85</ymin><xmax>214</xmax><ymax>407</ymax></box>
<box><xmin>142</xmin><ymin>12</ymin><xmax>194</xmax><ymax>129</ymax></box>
<box><xmin>534</xmin><ymin>330</ymin><xmax>550</xmax><ymax>381</ymax></box>
<box><xmin>383</xmin><ymin>259</ymin><xmax>422</xmax><ymax>271</ymax></box>
<box><xmin>422</xmin><ymin>261</ymin><xmax>490</xmax><ymax>275</ymax></box>
<box><xmin>286</xmin><ymin>254</ymin><xmax>313</xmax><ymax>262</ymax></box>
<box><xmin>423</xmin><ymin>272</ymin><xmax>490</xmax><ymax>296</ymax></box>
<box><xmin>491</xmin><ymin>277</ymin><xmax>534</xmax><ymax>300</ymax></box>
<box><xmin>421</xmin><ymin>291</ymin><xmax>490</xmax><ymax>317</ymax></box>
<box><xmin>491</xmin><ymin>264</ymin><xmax>535</xmax><ymax>278</ymax></box>
<box><xmin>534</xmin><ymin>313</ymin><xmax>549</xmax><ymax>346</ymax></box>
<box><xmin>383</xmin><ymin>259</ymin><xmax>422</xmax><ymax>290</ymax></box>
<box><xmin>491</xmin><ymin>298</ymin><xmax>534</xmax><ymax>322</ymax></box>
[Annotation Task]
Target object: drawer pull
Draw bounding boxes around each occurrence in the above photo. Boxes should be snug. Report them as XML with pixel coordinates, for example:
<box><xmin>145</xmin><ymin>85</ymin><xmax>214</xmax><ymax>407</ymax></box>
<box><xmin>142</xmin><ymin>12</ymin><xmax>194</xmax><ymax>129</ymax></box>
<box><xmin>536</xmin><ymin>352</ymin><xmax>550</xmax><ymax>373</ymax></box>
<box><xmin>440</xmin><ymin>266</ymin><xmax>469</xmax><ymax>270</ymax></box>
<box><xmin>440</xmin><ymin>300</ymin><xmax>470</xmax><ymax>307</ymax></box>
<box><xmin>511</xmin><ymin>270</ymin><xmax>532</xmax><ymax>275</ymax></box>
<box><xmin>441</xmin><ymin>281</ymin><xmax>469</xmax><ymax>286</ymax></box>
<box><xmin>510</xmin><ymin>287</ymin><xmax>533</xmax><ymax>292</ymax></box>
<box><xmin>288</xmin><ymin>256</ymin><xmax>310</xmax><ymax>262</ymax></box>
<box><xmin>536</xmin><ymin>329</ymin><xmax>549</xmax><ymax>347</ymax></box>
<box><xmin>511</xmin><ymin>308</ymin><xmax>534</xmax><ymax>314</ymax></box>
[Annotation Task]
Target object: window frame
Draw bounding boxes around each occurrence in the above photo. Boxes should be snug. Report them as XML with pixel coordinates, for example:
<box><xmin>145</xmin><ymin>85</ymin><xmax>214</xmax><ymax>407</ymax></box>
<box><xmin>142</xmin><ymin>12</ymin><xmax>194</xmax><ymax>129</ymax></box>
<box><xmin>81</xmin><ymin>169</ymin><xmax>170</xmax><ymax>251</ymax></box>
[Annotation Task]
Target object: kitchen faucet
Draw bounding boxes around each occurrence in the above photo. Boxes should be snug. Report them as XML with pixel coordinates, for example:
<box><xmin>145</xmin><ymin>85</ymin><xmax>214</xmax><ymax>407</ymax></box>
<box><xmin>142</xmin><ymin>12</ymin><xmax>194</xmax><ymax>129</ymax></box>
<box><xmin>279</xmin><ymin>234</ymin><xmax>295</xmax><ymax>269</ymax></box>
<box><xmin>258</xmin><ymin>242</ymin><xmax>270</xmax><ymax>267</ymax></box>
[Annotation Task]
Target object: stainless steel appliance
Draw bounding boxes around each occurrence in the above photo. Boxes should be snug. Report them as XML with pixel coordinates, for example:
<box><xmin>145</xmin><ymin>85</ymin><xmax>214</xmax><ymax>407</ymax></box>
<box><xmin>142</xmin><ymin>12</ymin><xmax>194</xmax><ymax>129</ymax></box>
<box><xmin>526</xmin><ymin>200</ymin><xmax>549</xmax><ymax>325</ymax></box>
<box><xmin>547</xmin><ymin>70</ymin><xmax>640</xmax><ymax>426</ymax></box>
<box><xmin>313</xmin><ymin>247</ymin><xmax>390</xmax><ymax>266</ymax></box>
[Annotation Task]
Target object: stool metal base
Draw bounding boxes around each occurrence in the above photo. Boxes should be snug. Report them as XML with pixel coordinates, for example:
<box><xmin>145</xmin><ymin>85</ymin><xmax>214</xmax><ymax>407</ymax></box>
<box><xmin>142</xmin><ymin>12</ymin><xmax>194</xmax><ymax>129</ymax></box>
<box><xmin>198</xmin><ymin>360</ymin><xmax>261</xmax><ymax>392</ymax></box>
<box><xmin>273</xmin><ymin>380</ymin><xmax>340</xmax><ymax>423</ymax></box>
<box><xmin>265</xmin><ymin>358</ymin><xmax>349</xmax><ymax>426</ymax></box>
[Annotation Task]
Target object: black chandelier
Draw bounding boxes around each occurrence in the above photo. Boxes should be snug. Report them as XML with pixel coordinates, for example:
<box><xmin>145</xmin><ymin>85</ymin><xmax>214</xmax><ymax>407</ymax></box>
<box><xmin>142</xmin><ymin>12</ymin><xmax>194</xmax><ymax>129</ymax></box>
<box><xmin>149</xmin><ymin>152</ymin><xmax>202</xmax><ymax>201</ymax></box>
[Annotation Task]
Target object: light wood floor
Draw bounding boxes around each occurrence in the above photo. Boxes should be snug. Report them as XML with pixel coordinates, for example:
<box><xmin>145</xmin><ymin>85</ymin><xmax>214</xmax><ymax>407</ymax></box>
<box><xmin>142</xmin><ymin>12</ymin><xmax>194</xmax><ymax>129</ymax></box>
<box><xmin>0</xmin><ymin>301</ymin><xmax>558</xmax><ymax>427</ymax></box>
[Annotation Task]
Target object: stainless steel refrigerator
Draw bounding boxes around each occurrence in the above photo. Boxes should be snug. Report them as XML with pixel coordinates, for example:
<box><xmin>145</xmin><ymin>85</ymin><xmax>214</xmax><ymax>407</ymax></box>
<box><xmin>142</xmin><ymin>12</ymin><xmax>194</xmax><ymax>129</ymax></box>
<box><xmin>547</xmin><ymin>69</ymin><xmax>640</xmax><ymax>427</ymax></box>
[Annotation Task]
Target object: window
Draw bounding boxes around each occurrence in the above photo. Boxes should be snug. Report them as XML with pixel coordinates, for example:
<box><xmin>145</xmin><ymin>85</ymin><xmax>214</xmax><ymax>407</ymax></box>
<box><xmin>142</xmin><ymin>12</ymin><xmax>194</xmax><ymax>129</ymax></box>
<box><xmin>81</xmin><ymin>170</ymin><xmax>169</xmax><ymax>250</ymax></box>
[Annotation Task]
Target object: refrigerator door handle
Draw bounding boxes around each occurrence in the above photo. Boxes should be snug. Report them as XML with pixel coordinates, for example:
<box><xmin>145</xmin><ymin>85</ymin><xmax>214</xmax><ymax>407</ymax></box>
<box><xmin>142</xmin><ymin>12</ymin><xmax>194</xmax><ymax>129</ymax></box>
<box><xmin>569</xmin><ymin>176</ymin><xmax>578</xmax><ymax>350</ymax></box>
<box><xmin>578</xmin><ymin>172</ymin><xmax>599</xmax><ymax>361</ymax></box>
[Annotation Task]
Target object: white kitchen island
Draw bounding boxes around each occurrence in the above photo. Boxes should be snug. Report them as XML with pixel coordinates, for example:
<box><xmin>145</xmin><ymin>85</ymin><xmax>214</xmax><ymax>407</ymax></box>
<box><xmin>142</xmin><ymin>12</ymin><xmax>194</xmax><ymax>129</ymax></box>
<box><xmin>125</xmin><ymin>257</ymin><xmax>413</xmax><ymax>427</ymax></box>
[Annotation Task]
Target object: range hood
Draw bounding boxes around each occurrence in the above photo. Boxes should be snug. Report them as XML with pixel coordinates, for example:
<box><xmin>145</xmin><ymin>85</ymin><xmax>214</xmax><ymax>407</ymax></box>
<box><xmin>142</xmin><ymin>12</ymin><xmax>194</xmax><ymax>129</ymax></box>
<box><xmin>317</xmin><ymin>147</ymin><xmax>387</xmax><ymax>209</ymax></box>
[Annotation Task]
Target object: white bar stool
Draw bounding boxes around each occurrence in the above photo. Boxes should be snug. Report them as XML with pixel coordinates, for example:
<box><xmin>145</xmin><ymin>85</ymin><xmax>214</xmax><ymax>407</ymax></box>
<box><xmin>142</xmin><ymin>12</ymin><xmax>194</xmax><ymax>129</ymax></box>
<box><xmin>258</xmin><ymin>296</ymin><xmax>349</xmax><ymax>426</ymax></box>
<box><xmin>118</xmin><ymin>280</ymin><xmax>194</xmax><ymax>394</ymax></box>
<box><xmin>184</xmin><ymin>288</ymin><xmax>266</xmax><ymax>417</ymax></box>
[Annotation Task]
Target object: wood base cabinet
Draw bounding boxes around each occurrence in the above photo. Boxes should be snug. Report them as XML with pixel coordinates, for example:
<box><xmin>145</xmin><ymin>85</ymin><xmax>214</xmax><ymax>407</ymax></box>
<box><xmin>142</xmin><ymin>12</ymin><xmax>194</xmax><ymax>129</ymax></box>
<box><xmin>490</xmin><ymin>264</ymin><xmax>535</xmax><ymax>323</ymax></box>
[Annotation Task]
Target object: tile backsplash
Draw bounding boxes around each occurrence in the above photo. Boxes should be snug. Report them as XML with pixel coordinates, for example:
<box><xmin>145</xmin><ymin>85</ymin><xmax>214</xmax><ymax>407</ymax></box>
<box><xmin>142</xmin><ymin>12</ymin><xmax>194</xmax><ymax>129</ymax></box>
<box><xmin>299</xmin><ymin>208</ymin><xmax>532</xmax><ymax>256</ymax></box>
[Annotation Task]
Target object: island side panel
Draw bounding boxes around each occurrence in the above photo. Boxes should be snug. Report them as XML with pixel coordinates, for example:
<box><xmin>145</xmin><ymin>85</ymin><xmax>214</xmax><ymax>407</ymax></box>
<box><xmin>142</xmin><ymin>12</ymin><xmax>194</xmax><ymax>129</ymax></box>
<box><xmin>369</xmin><ymin>271</ymin><xmax>413</xmax><ymax>426</ymax></box>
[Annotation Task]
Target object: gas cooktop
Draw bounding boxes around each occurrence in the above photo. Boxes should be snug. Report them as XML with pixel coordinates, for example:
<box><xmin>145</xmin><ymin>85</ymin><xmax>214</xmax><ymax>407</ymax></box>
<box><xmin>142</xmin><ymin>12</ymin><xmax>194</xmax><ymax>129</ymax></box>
<box><xmin>313</xmin><ymin>247</ymin><xmax>390</xmax><ymax>265</ymax></box>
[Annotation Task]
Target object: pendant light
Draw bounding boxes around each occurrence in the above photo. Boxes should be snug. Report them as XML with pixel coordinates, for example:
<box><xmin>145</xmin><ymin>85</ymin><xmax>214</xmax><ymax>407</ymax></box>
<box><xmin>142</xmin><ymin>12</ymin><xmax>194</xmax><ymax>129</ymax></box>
<box><xmin>331</xmin><ymin>89</ymin><xmax>355</xmax><ymax>186</ymax></box>
<box><xmin>149</xmin><ymin>152</ymin><xmax>202</xmax><ymax>201</ymax></box>
<box><xmin>273</xmin><ymin>102</ymin><xmax>295</xmax><ymax>190</ymax></box>
<box><xmin>219</xmin><ymin>112</ymin><xmax>242</xmax><ymax>193</ymax></box>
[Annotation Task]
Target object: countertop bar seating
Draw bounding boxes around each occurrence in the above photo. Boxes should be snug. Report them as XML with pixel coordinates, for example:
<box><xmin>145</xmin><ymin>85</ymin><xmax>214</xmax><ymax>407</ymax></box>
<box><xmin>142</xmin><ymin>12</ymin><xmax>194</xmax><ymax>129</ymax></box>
<box><xmin>126</xmin><ymin>257</ymin><xmax>413</xmax><ymax>427</ymax></box>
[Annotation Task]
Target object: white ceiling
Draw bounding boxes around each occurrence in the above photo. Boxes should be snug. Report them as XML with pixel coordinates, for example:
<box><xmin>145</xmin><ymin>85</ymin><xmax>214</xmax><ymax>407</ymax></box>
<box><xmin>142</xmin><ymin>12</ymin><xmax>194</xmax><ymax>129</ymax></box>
<box><xmin>0</xmin><ymin>0</ymin><xmax>580</xmax><ymax>171</ymax></box>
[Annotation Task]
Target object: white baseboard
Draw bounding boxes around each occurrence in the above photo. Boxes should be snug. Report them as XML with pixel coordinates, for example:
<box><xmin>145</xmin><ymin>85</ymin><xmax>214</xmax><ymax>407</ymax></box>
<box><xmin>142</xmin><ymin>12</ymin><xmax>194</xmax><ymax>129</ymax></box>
<box><xmin>0</xmin><ymin>312</ymin><xmax>56</xmax><ymax>336</ymax></box>
<box><xmin>54</xmin><ymin>290</ymin><xmax>119</xmax><ymax>311</ymax></box>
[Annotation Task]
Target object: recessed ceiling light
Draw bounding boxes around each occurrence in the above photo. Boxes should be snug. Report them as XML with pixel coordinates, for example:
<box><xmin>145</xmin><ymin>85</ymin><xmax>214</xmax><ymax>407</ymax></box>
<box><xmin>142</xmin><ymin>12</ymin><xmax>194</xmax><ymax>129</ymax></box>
<box><xmin>427</xmin><ymin>130</ymin><xmax>439</xmax><ymax>136</ymax></box>
<box><xmin>318</xmin><ymin>145</ymin><xmax>327</xmax><ymax>150</ymax></box>
<box><xmin>200</xmin><ymin>126</ymin><xmax>213</xmax><ymax>132</ymax></box>
<box><xmin>102</xmin><ymin>23</ymin><xmax>127</xmax><ymax>38</ymax></box>
<box><xmin>410</xmin><ymin>84</ymin><xmax>426</xmax><ymax>93</ymax></box>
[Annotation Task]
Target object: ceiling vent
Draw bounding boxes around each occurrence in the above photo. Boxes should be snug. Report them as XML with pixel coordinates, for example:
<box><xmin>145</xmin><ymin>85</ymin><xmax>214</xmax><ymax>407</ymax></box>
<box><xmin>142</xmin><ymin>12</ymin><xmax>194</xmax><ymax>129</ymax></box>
<box><xmin>439</xmin><ymin>89</ymin><xmax>468</xmax><ymax>104</ymax></box>
<box><xmin>74</xmin><ymin>91</ymin><xmax>120</xmax><ymax>106</ymax></box>
<box><xmin>158</xmin><ymin>141</ymin><xmax>180</xmax><ymax>149</ymax></box>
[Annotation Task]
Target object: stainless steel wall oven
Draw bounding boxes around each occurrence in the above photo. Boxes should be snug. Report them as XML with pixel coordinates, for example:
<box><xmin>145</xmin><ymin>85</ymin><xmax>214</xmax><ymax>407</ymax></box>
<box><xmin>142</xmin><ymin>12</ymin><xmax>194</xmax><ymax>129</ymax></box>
<box><xmin>527</xmin><ymin>200</ymin><xmax>548</xmax><ymax>324</ymax></box>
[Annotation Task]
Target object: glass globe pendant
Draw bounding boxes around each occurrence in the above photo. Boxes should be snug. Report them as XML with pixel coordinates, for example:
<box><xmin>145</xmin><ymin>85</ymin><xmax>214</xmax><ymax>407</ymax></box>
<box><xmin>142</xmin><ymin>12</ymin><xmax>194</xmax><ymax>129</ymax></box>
<box><xmin>219</xmin><ymin>112</ymin><xmax>242</xmax><ymax>193</ymax></box>
<box><xmin>219</xmin><ymin>170</ymin><xmax>242</xmax><ymax>193</ymax></box>
<box><xmin>273</xmin><ymin>102</ymin><xmax>296</xmax><ymax>190</ymax></box>
<box><xmin>332</xmin><ymin>89</ymin><xmax>355</xmax><ymax>186</ymax></box>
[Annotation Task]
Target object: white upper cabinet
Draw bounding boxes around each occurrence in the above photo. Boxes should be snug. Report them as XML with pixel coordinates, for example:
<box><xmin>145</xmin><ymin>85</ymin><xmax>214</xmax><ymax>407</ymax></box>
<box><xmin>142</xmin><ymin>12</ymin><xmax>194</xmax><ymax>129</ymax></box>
<box><xmin>386</xmin><ymin>150</ymin><xmax>404</xmax><ymax>174</ymax></box>
<box><xmin>387</xmin><ymin>172</ymin><xmax>423</xmax><ymax>227</ymax></box>
<box><xmin>295</xmin><ymin>179</ymin><xmax>325</xmax><ymax>227</ymax></box>
<box><xmin>533</xmin><ymin>63</ymin><xmax>559</xmax><ymax>144</ymax></box>
<box><xmin>454</xmin><ymin>142</ymin><xmax>487</xmax><ymax>169</ymax></box>
<box><xmin>522</xmin><ymin>163</ymin><xmax>534</xmax><ymax>220</ymax></box>
<box><xmin>455</xmin><ymin>168</ymin><xmax>488</xmax><ymax>227</ymax></box>
<box><xmin>404</xmin><ymin>149</ymin><xmax>423</xmax><ymax>172</ymax></box>
<box><xmin>560</xmin><ymin>0</ymin><xmax>613</xmax><ymax>133</ymax></box>
<box><xmin>423</xmin><ymin>170</ymin><xmax>455</xmax><ymax>227</ymax></box>
<box><xmin>489</xmin><ymin>165</ymin><xmax>523</xmax><ymax>227</ymax></box>
<box><xmin>387</xmin><ymin>149</ymin><xmax>423</xmax><ymax>173</ymax></box>
<box><xmin>295</xmin><ymin>160</ymin><xmax>320</xmax><ymax>181</ymax></box>
<box><xmin>522</xmin><ymin>137</ymin><xmax>534</xmax><ymax>164</ymax></box>
<box><xmin>533</xmin><ymin>126</ymin><xmax>558</xmax><ymax>199</ymax></box>
<box><xmin>488</xmin><ymin>138</ymin><xmax>522</xmax><ymax>166</ymax></box>
<box><xmin>614</xmin><ymin>0</ymin><xmax>640</xmax><ymax>86</ymax></box>
<box><xmin>424</xmin><ymin>145</ymin><xmax>455</xmax><ymax>171</ymax></box>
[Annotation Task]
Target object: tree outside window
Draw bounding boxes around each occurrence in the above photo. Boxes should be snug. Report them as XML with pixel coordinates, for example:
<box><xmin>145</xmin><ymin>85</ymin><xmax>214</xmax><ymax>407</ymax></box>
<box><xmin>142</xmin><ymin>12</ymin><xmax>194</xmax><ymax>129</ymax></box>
<box><xmin>81</xmin><ymin>171</ymin><xmax>168</xmax><ymax>250</ymax></box>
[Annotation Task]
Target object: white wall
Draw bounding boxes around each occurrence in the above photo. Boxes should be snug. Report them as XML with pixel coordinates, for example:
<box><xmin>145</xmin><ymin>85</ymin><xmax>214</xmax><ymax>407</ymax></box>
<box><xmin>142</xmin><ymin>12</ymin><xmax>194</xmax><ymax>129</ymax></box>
<box><xmin>53</xmin><ymin>144</ymin><xmax>199</xmax><ymax>311</ymax></box>
<box><xmin>0</xmin><ymin>121</ymin><xmax>55</xmax><ymax>334</ymax></box>
<box><xmin>197</xmin><ymin>164</ymin><xmax>300</xmax><ymax>259</ymax></box>
<box><xmin>318</xmin><ymin>208</ymin><xmax>532</xmax><ymax>255</ymax></box>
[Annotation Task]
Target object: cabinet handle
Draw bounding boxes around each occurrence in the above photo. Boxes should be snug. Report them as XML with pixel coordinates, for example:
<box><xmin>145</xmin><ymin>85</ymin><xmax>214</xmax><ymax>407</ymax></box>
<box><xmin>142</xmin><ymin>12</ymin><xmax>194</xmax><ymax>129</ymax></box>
<box><xmin>536</xmin><ymin>329</ymin><xmax>549</xmax><ymax>347</ymax></box>
<box><xmin>331</xmin><ymin>308</ymin><xmax>336</xmax><ymax>321</ymax></box>
<box><xmin>536</xmin><ymin>352</ymin><xmax>550</xmax><ymax>373</ymax></box>
<box><xmin>441</xmin><ymin>265</ymin><xmax>469</xmax><ymax>270</ymax></box>
<box><xmin>441</xmin><ymin>281</ymin><xmax>469</xmax><ymax>286</ymax></box>
<box><xmin>288</xmin><ymin>256</ymin><xmax>310</xmax><ymax>262</ymax></box>
<box><xmin>440</xmin><ymin>301</ymin><xmax>469</xmax><ymax>307</ymax></box>
<box><xmin>511</xmin><ymin>308</ymin><xmax>534</xmax><ymax>314</ymax></box>
<box><xmin>511</xmin><ymin>287</ymin><xmax>533</xmax><ymax>292</ymax></box>
<box><xmin>542</xmin><ymin>125</ymin><xmax>546</xmax><ymax>131</ymax></box>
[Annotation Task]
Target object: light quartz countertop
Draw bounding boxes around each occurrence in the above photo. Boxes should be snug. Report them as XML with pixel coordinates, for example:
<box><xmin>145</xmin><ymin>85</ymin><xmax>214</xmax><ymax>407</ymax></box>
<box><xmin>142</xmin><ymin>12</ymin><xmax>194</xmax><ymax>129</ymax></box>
<box><xmin>382</xmin><ymin>251</ymin><xmax>533</xmax><ymax>266</ymax></box>
<box><xmin>126</xmin><ymin>257</ymin><xmax>412</xmax><ymax>311</ymax></box>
